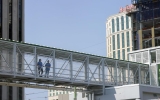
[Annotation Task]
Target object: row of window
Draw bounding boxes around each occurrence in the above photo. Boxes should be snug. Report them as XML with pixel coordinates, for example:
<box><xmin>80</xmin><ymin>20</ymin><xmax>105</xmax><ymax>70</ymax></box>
<box><xmin>112</xmin><ymin>16</ymin><xmax>129</xmax><ymax>33</ymax></box>
<box><xmin>50</xmin><ymin>91</ymin><xmax>69</xmax><ymax>96</ymax></box>
<box><xmin>112</xmin><ymin>48</ymin><xmax>130</xmax><ymax>60</ymax></box>
<box><xmin>112</xmin><ymin>32</ymin><xmax>130</xmax><ymax>50</ymax></box>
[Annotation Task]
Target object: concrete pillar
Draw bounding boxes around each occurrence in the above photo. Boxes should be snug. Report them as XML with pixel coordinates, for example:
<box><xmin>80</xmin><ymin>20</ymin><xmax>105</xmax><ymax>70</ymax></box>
<box><xmin>152</xmin><ymin>27</ymin><xmax>155</xmax><ymax>47</ymax></box>
<box><xmin>2</xmin><ymin>86</ymin><xmax>8</xmax><ymax>100</ymax></box>
<box><xmin>89</xmin><ymin>94</ymin><xmax>91</xmax><ymax>100</ymax></box>
<box><xmin>2</xmin><ymin>0</ymin><xmax>9</xmax><ymax>39</ymax></box>
<box><xmin>92</xmin><ymin>93</ymin><xmax>94</xmax><ymax>100</ymax></box>
<box><xmin>138</xmin><ymin>30</ymin><xmax>143</xmax><ymax>49</ymax></box>
<box><xmin>12</xmin><ymin>87</ymin><xmax>18</xmax><ymax>100</ymax></box>
<box><xmin>12</xmin><ymin>0</ymin><xmax>18</xmax><ymax>40</ymax></box>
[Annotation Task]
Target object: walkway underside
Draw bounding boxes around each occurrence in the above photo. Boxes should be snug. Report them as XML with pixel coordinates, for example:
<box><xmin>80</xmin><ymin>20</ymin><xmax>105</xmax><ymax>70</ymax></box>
<box><xmin>0</xmin><ymin>39</ymin><xmax>150</xmax><ymax>93</ymax></box>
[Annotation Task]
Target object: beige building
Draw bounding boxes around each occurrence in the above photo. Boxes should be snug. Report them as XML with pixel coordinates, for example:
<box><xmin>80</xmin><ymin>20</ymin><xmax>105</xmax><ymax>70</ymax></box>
<box><xmin>106</xmin><ymin>12</ymin><xmax>133</xmax><ymax>60</ymax></box>
<box><xmin>0</xmin><ymin>0</ymin><xmax>25</xmax><ymax>100</ymax></box>
<box><xmin>48</xmin><ymin>90</ymin><xmax>71</xmax><ymax>100</ymax></box>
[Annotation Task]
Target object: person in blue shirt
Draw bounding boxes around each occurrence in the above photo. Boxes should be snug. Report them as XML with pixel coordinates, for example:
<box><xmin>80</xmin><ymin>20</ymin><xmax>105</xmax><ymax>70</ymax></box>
<box><xmin>45</xmin><ymin>60</ymin><xmax>51</xmax><ymax>78</ymax></box>
<box><xmin>37</xmin><ymin>59</ymin><xmax>43</xmax><ymax>77</ymax></box>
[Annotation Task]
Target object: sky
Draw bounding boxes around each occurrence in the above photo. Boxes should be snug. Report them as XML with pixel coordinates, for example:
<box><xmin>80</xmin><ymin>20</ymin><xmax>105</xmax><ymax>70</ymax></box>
<box><xmin>25</xmin><ymin>0</ymin><xmax>131</xmax><ymax>100</ymax></box>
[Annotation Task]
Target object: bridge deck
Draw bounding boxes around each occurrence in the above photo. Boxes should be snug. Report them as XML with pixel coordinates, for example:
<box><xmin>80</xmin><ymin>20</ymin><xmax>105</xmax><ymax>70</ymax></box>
<box><xmin>0</xmin><ymin>39</ymin><xmax>150</xmax><ymax>92</ymax></box>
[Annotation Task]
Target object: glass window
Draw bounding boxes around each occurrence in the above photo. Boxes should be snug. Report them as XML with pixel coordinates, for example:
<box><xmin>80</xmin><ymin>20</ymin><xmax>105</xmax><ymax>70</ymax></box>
<box><xmin>122</xmin><ymin>33</ymin><xmax>125</xmax><ymax>48</ymax></box>
<box><xmin>122</xmin><ymin>49</ymin><xmax>125</xmax><ymax>60</ymax></box>
<box><xmin>53</xmin><ymin>93</ymin><xmax>55</xmax><ymax>96</ymax></box>
<box><xmin>127</xmin><ymin>48</ymin><xmax>130</xmax><ymax>52</ymax></box>
<box><xmin>121</xmin><ymin>16</ymin><xmax>124</xmax><ymax>30</ymax></box>
<box><xmin>112</xmin><ymin>35</ymin><xmax>115</xmax><ymax>50</ymax></box>
<box><xmin>117</xmin><ymin>34</ymin><xmax>120</xmax><ymax>49</ymax></box>
<box><xmin>127</xmin><ymin>32</ymin><xmax>130</xmax><ymax>47</ymax></box>
<box><xmin>113</xmin><ymin>51</ymin><xmax>116</xmax><ymax>59</ymax></box>
<box><xmin>126</xmin><ymin>16</ymin><xmax>129</xmax><ymax>29</ymax></box>
<box><xmin>116</xmin><ymin>17</ymin><xmax>119</xmax><ymax>31</ymax></box>
<box><xmin>50</xmin><ymin>93</ymin><xmax>52</xmax><ymax>96</ymax></box>
<box><xmin>118</xmin><ymin>50</ymin><xmax>120</xmax><ymax>59</ymax></box>
<box><xmin>112</xmin><ymin>19</ymin><xmax>115</xmax><ymax>33</ymax></box>
<box><xmin>0</xmin><ymin>0</ymin><xmax>2</xmax><ymax>38</ymax></box>
<box><xmin>56</xmin><ymin>92</ymin><xmax>58</xmax><ymax>95</ymax></box>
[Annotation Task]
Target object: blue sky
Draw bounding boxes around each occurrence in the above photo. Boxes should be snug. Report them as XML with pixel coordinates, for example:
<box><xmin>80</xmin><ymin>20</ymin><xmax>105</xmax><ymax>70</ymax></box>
<box><xmin>25</xmin><ymin>0</ymin><xmax>130</xmax><ymax>100</ymax></box>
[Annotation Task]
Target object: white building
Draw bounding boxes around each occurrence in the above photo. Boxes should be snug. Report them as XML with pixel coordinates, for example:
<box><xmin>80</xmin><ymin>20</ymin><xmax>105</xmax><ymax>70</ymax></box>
<box><xmin>48</xmin><ymin>90</ymin><xmax>71</xmax><ymax>100</ymax></box>
<box><xmin>106</xmin><ymin>12</ymin><xmax>133</xmax><ymax>60</ymax></box>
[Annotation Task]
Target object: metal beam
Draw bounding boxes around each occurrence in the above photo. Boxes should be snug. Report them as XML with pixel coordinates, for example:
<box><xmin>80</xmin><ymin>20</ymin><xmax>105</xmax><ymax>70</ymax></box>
<box><xmin>70</xmin><ymin>53</ymin><xmax>73</xmax><ymax>82</ymax></box>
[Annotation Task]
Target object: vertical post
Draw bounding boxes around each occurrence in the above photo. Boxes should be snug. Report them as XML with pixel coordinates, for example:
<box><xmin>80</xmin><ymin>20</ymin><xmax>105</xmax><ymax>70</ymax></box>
<box><xmin>87</xmin><ymin>56</ymin><xmax>89</xmax><ymax>84</ymax></box>
<box><xmin>139</xmin><ymin>64</ymin><xmax>141</xmax><ymax>84</ymax></box>
<box><xmin>70</xmin><ymin>53</ymin><xmax>73</xmax><ymax>82</ymax></box>
<box><xmin>74</xmin><ymin>87</ymin><xmax>77</xmax><ymax>100</ymax></box>
<box><xmin>53</xmin><ymin>50</ymin><xmax>55</xmax><ymax>79</ymax></box>
<box><xmin>102</xmin><ymin>58</ymin><xmax>105</xmax><ymax>95</ymax></box>
<box><xmin>13</xmin><ymin>43</ymin><xmax>16</xmax><ymax>77</ymax></box>
<box><xmin>34</xmin><ymin>47</ymin><xmax>37</xmax><ymax>79</ymax></box>
<box><xmin>85</xmin><ymin>56</ymin><xmax>89</xmax><ymax>83</ymax></box>
<box><xmin>92</xmin><ymin>93</ymin><xmax>94</xmax><ymax>100</ymax></box>
<box><xmin>128</xmin><ymin>62</ymin><xmax>130</xmax><ymax>84</ymax></box>
<box><xmin>115</xmin><ymin>60</ymin><xmax>118</xmax><ymax>85</ymax></box>
<box><xmin>88</xmin><ymin>93</ymin><xmax>91</xmax><ymax>100</ymax></box>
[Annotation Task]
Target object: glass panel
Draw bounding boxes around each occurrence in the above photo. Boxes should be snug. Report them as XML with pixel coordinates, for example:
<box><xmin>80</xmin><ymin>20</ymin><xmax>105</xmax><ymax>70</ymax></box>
<box><xmin>112</xmin><ymin>35</ymin><xmax>115</xmax><ymax>50</ymax></box>
<box><xmin>112</xmin><ymin>19</ymin><xmax>115</xmax><ymax>33</ymax></box>
<box><xmin>127</xmin><ymin>32</ymin><xmax>130</xmax><ymax>47</ymax></box>
<box><xmin>122</xmin><ymin>49</ymin><xmax>125</xmax><ymax>60</ymax></box>
<box><xmin>116</xmin><ymin>17</ymin><xmax>119</xmax><ymax>31</ymax></box>
<box><xmin>118</xmin><ymin>50</ymin><xmax>120</xmax><ymax>59</ymax></box>
<box><xmin>121</xmin><ymin>16</ymin><xmax>124</xmax><ymax>30</ymax></box>
<box><xmin>122</xmin><ymin>33</ymin><xmax>125</xmax><ymax>48</ymax></box>
<box><xmin>126</xmin><ymin>16</ymin><xmax>129</xmax><ymax>29</ymax></box>
<box><xmin>117</xmin><ymin>34</ymin><xmax>120</xmax><ymax>49</ymax></box>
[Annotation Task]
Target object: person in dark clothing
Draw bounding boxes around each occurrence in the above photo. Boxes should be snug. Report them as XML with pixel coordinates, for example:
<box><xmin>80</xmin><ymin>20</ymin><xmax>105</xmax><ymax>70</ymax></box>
<box><xmin>37</xmin><ymin>59</ymin><xmax>43</xmax><ymax>77</ymax></box>
<box><xmin>45</xmin><ymin>60</ymin><xmax>51</xmax><ymax>78</ymax></box>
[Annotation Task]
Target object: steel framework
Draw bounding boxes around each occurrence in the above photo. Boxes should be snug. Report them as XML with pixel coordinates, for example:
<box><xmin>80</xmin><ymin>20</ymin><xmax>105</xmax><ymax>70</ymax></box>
<box><xmin>0</xmin><ymin>39</ymin><xmax>149</xmax><ymax>94</ymax></box>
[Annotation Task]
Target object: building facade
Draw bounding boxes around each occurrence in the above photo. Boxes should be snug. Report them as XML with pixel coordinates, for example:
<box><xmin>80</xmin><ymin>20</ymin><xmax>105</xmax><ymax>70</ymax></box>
<box><xmin>48</xmin><ymin>90</ymin><xmax>71</xmax><ymax>100</ymax></box>
<box><xmin>128</xmin><ymin>0</ymin><xmax>160</xmax><ymax>50</ymax></box>
<box><xmin>0</xmin><ymin>0</ymin><xmax>25</xmax><ymax>100</ymax></box>
<box><xmin>106</xmin><ymin>12</ymin><xmax>133</xmax><ymax>60</ymax></box>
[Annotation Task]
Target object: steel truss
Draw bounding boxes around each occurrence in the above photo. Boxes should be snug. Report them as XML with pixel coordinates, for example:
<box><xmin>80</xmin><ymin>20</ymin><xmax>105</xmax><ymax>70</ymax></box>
<box><xmin>0</xmin><ymin>39</ymin><xmax>149</xmax><ymax>94</ymax></box>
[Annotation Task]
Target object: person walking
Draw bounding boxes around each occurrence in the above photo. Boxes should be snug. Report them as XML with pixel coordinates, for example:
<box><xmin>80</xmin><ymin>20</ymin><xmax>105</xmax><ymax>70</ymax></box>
<box><xmin>37</xmin><ymin>59</ymin><xmax>43</xmax><ymax>77</ymax></box>
<box><xmin>45</xmin><ymin>60</ymin><xmax>51</xmax><ymax>78</ymax></box>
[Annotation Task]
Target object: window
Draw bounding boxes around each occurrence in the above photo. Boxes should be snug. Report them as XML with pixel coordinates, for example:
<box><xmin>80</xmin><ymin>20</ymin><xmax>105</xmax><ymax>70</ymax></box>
<box><xmin>117</xmin><ymin>34</ymin><xmax>120</xmax><ymax>49</ymax></box>
<box><xmin>112</xmin><ymin>35</ymin><xmax>115</xmax><ymax>50</ymax></box>
<box><xmin>118</xmin><ymin>50</ymin><xmax>120</xmax><ymax>59</ymax></box>
<box><xmin>50</xmin><ymin>93</ymin><xmax>52</xmax><ymax>96</ymax></box>
<box><xmin>127</xmin><ymin>48</ymin><xmax>130</xmax><ymax>52</ymax></box>
<box><xmin>113</xmin><ymin>51</ymin><xmax>116</xmax><ymax>59</ymax></box>
<box><xmin>112</xmin><ymin>19</ymin><xmax>115</xmax><ymax>33</ymax></box>
<box><xmin>122</xmin><ymin>49</ymin><xmax>125</xmax><ymax>60</ymax></box>
<box><xmin>121</xmin><ymin>16</ymin><xmax>124</xmax><ymax>30</ymax></box>
<box><xmin>56</xmin><ymin>92</ymin><xmax>58</xmax><ymax>95</ymax></box>
<box><xmin>116</xmin><ymin>17</ymin><xmax>119</xmax><ymax>31</ymax></box>
<box><xmin>126</xmin><ymin>16</ymin><xmax>129</xmax><ymax>29</ymax></box>
<box><xmin>127</xmin><ymin>32</ymin><xmax>130</xmax><ymax>47</ymax></box>
<box><xmin>122</xmin><ymin>33</ymin><xmax>125</xmax><ymax>48</ymax></box>
<box><xmin>53</xmin><ymin>93</ymin><xmax>55</xmax><ymax>96</ymax></box>
<box><xmin>9</xmin><ymin>86</ymin><xmax>13</xmax><ymax>100</ymax></box>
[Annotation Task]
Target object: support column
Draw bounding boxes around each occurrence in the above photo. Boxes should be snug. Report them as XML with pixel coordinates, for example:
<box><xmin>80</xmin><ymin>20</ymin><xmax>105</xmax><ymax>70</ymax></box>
<box><xmin>92</xmin><ymin>93</ymin><xmax>94</xmax><ymax>100</ymax></box>
<box><xmin>53</xmin><ymin>50</ymin><xmax>55</xmax><ymax>79</ymax></box>
<box><xmin>151</xmin><ymin>27</ymin><xmax>155</xmax><ymax>47</ymax></box>
<box><xmin>34</xmin><ymin>47</ymin><xmax>37</xmax><ymax>78</ymax></box>
<box><xmin>88</xmin><ymin>93</ymin><xmax>91</xmax><ymax>100</ymax></box>
<box><xmin>12</xmin><ymin>87</ymin><xmax>18</xmax><ymax>100</ymax></box>
<box><xmin>139</xmin><ymin>64</ymin><xmax>141</xmax><ymax>84</ymax></box>
<box><xmin>138</xmin><ymin>30</ymin><xmax>143</xmax><ymax>49</ymax></box>
<box><xmin>70</xmin><ymin>53</ymin><xmax>73</xmax><ymax>82</ymax></box>
<box><xmin>74</xmin><ymin>87</ymin><xmax>77</xmax><ymax>100</ymax></box>
<box><xmin>127</xmin><ymin>62</ymin><xmax>130</xmax><ymax>84</ymax></box>
<box><xmin>115</xmin><ymin>60</ymin><xmax>118</xmax><ymax>85</ymax></box>
<box><xmin>85</xmin><ymin>56</ymin><xmax>89</xmax><ymax>82</ymax></box>
<box><xmin>13</xmin><ymin>43</ymin><xmax>16</xmax><ymax>77</ymax></box>
<box><xmin>102</xmin><ymin>59</ymin><xmax>105</xmax><ymax>95</ymax></box>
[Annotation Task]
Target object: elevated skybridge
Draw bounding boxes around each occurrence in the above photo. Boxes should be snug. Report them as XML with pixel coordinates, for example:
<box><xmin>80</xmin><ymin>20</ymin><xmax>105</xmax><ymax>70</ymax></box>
<box><xmin>0</xmin><ymin>39</ymin><xmax>149</xmax><ymax>93</ymax></box>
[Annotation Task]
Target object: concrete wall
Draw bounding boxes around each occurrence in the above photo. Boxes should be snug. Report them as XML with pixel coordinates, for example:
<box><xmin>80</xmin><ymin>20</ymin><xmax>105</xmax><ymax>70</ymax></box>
<box><xmin>95</xmin><ymin>85</ymin><xmax>140</xmax><ymax>100</ymax></box>
<box><xmin>69</xmin><ymin>92</ymin><xmax>88</xmax><ymax>100</ymax></box>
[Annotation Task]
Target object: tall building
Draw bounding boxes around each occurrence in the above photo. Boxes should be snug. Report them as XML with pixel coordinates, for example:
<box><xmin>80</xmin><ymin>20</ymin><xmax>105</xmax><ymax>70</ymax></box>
<box><xmin>0</xmin><ymin>0</ymin><xmax>25</xmax><ymax>100</ymax></box>
<box><xmin>128</xmin><ymin>0</ymin><xmax>160</xmax><ymax>50</ymax></box>
<box><xmin>106</xmin><ymin>11</ymin><xmax>133</xmax><ymax>60</ymax></box>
